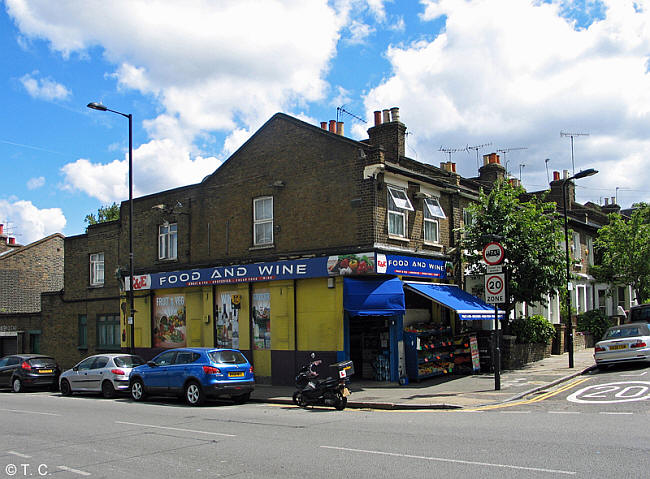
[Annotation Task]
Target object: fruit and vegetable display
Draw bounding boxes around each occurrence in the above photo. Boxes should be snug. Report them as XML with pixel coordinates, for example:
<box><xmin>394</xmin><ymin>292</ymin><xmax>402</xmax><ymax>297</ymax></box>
<box><xmin>327</xmin><ymin>254</ymin><xmax>374</xmax><ymax>275</ymax></box>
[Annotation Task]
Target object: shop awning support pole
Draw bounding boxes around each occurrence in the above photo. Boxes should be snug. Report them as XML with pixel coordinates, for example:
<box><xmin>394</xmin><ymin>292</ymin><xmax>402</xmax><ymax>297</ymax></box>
<box><xmin>494</xmin><ymin>304</ymin><xmax>501</xmax><ymax>390</ymax></box>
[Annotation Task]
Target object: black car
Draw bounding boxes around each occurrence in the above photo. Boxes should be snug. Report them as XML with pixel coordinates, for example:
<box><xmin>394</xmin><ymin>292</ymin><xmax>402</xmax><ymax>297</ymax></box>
<box><xmin>0</xmin><ymin>354</ymin><xmax>61</xmax><ymax>392</ymax></box>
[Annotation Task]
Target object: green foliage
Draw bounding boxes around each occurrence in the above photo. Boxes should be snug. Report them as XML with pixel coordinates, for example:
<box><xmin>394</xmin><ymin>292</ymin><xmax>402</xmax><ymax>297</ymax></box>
<box><xmin>510</xmin><ymin>315</ymin><xmax>556</xmax><ymax>345</ymax></box>
<box><xmin>577</xmin><ymin>310</ymin><xmax>613</xmax><ymax>341</ymax></box>
<box><xmin>460</xmin><ymin>180</ymin><xmax>566</xmax><ymax>313</ymax></box>
<box><xmin>85</xmin><ymin>203</ymin><xmax>120</xmax><ymax>229</ymax></box>
<box><xmin>592</xmin><ymin>203</ymin><xmax>650</xmax><ymax>304</ymax></box>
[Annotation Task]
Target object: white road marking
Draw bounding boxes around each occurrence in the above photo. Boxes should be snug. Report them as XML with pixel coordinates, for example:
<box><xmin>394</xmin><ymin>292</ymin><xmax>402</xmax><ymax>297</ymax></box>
<box><xmin>500</xmin><ymin>411</ymin><xmax>530</xmax><ymax>414</ymax></box>
<box><xmin>620</xmin><ymin>371</ymin><xmax>647</xmax><ymax>377</ymax></box>
<box><xmin>567</xmin><ymin>381</ymin><xmax>650</xmax><ymax>404</ymax></box>
<box><xmin>0</xmin><ymin>408</ymin><xmax>61</xmax><ymax>416</ymax></box>
<box><xmin>57</xmin><ymin>465</ymin><xmax>91</xmax><ymax>476</ymax></box>
<box><xmin>7</xmin><ymin>451</ymin><xmax>31</xmax><ymax>458</ymax></box>
<box><xmin>599</xmin><ymin>412</ymin><xmax>634</xmax><ymax>415</ymax></box>
<box><xmin>115</xmin><ymin>421</ymin><xmax>236</xmax><ymax>437</ymax></box>
<box><xmin>548</xmin><ymin>411</ymin><xmax>580</xmax><ymax>414</ymax></box>
<box><xmin>321</xmin><ymin>446</ymin><xmax>576</xmax><ymax>475</ymax></box>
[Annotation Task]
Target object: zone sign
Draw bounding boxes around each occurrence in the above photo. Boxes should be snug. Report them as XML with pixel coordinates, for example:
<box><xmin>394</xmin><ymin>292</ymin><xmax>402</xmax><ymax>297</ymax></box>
<box><xmin>482</xmin><ymin>242</ymin><xmax>505</xmax><ymax>265</ymax></box>
<box><xmin>485</xmin><ymin>273</ymin><xmax>505</xmax><ymax>304</ymax></box>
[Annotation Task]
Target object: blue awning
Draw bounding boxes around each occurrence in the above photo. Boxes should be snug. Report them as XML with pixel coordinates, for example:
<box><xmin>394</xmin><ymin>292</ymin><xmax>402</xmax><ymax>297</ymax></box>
<box><xmin>344</xmin><ymin>277</ymin><xmax>405</xmax><ymax>316</ymax></box>
<box><xmin>404</xmin><ymin>282</ymin><xmax>504</xmax><ymax>320</ymax></box>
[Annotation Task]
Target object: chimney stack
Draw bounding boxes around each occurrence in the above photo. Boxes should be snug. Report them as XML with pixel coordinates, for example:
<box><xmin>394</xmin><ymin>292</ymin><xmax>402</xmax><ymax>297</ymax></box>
<box><xmin>367</xmin><ymin>106</ymin><xmax>407</xmax><ymax>161</ymax></box>
<box><xmin>440</xmin><ymin>161</ymin><xmax>457</xmax><ymax>173</ymax></box>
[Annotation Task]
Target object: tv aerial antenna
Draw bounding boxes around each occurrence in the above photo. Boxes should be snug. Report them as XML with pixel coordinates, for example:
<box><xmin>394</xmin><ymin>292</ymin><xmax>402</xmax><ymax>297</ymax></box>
<box><xmin>336</xmin><ymin>106</ymin><xmax>366</xmax><ymax>124</ymax></box>
<box><xmin>439</xmin><ymin>146</ymin><xmax>466</xmax><ymax>162</ymax></box>
<box><xmin>560</xmin><ymin>131</ymin><xmax>589</xmax><ymax>176</ymax></box>
<box><xmin>497</xmin><ymin>147</ymin><xmax>528</xmax><ymax>175</ymax></box>
<box><xmin>466</xmin><ymin>142</ymin><xmax>492</xmax><ymax>170</ymax></box>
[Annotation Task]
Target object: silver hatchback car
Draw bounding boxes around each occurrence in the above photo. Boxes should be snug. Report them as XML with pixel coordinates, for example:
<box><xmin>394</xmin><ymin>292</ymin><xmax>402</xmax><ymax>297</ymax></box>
<box><xmin>60</xmin><ymin>354</ymin><xmax>145</xmax><ymax>398</ymax></box>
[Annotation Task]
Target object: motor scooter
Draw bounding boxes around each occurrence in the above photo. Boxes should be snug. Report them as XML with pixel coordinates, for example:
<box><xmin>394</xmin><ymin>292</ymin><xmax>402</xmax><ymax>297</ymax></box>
<box><xmin>292</xmin><ymin>353</ymin><xmax>353</xmax><ymax>410</ymax></box>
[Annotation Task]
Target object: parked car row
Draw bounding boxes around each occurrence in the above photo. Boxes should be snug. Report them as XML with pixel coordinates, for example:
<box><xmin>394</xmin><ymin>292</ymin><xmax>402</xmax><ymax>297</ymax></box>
<box><xmin>0</xmin><ymin>347</ymin><xmax>255</xmax><ymax>406</ymax></box>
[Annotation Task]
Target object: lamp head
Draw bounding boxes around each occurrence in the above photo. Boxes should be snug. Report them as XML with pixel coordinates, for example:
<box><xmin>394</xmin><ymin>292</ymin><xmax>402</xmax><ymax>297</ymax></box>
<box><xmin>571</xmin><ymin>168</ymin><xmax>598</xmax><ymax>180</ymax></box>
<box><xmin>87</xmin><ymin>102</ymin><xmax>108</xmax><ymax>111</ymax></box>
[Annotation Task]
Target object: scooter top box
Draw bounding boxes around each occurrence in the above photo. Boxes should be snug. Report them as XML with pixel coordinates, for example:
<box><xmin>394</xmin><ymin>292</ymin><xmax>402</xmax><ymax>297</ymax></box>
<box><xmin>330</xmin><ymin>360</ymin><xmax>354</xmax><ymax>376</ymax></box>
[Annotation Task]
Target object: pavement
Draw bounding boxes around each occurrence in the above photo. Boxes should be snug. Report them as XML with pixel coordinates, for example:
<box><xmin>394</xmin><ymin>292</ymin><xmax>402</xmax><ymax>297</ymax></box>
<box><xmin>250</xmin><ymin>348</ymin><xmax>596</xmax><ymax>410</ymax></box>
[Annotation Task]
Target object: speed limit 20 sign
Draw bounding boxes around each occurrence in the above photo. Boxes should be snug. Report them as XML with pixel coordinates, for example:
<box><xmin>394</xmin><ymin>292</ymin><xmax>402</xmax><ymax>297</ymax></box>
<box><xmin>484</xmin><ymin>273</ymin><xmax>505</xmax><ymax>304</ymax></box>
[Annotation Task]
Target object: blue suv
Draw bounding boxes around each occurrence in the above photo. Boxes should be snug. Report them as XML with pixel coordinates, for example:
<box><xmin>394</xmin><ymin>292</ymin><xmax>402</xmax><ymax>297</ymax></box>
<box><xmin>129</xmin><ymin>348</ymin><xmax>254</xmax><ymax>406</ymax></box>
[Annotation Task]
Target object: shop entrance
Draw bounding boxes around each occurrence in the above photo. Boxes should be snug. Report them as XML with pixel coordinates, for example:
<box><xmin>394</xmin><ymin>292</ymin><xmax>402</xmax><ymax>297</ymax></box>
<box><xmin>349</xmin><ymin>316</ymin><xmax>391</xmax><ymax>381</ymax></box>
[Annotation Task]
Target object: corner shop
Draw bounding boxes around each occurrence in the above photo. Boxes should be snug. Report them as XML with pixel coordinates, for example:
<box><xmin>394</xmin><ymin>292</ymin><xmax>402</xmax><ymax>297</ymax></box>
<box><xmin>125</xmin><ymin>251</ymin><xmax>502</xmax><ymax>385</ymax></box>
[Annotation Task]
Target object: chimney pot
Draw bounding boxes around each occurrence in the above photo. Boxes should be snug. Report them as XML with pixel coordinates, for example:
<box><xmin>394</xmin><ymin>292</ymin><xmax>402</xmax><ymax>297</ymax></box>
<box><xmin>390</xmin><ymin>107</ymin><xmax>400</xmax><ymax>122</ymax></box>
<box><xmin>8</xmin><ymin>237</ymin><xmax>15</xmax><ymax>245</ymax></box>
<box><xmin>553</xmin><ymin>171</ymin><xmax>560</xmax><ymax>181</ymax></box>
<box><xmin>329</xmin><ymin>120</ymin><xmax>336</xmax><ymax>133</ymax></box>
<box><xmin>382</xmin><ymin>109</ymin><xmax>390</xmax><ymax>123</ymax></box>
<box><xmin>611</xmin><ymin>196</ymin><xmax>616</xmax><ymax>204</ymax></box>
<box><xmin>451</xmin><ymin>162</ymin><xmax>456</xmax><ymax>173</ymax></box>
<box><xmin>320</xmin><ymin>122</ymin><xmax>327</xmax><ymax>130</ymax></box>
<box><xmin>374</xmin><ymin>111</ymin><xmax>382</xmax><ymax>126</ymax></box>
<box><xmin>0</xmin><ymin>224</ymin><xmax>3</xmax><ymax>236</ymax></box>
<box><xmin>336</xmin><ymin>121</ymin><xmax>344</xmax><ymax>136</ymax></box>
<box><xmin>604</xmin><ymin>198</ymin><xmax>609</xmax><ymax>205</ymax></box>
<box><xmin>563</xmin><ymin>170</ymin><xmax>569</xmax><ymax>179</ymax></box>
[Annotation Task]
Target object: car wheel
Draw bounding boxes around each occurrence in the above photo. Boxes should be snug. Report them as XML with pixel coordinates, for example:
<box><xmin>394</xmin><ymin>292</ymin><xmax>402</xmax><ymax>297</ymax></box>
<box><xmin>60</xmin><ymin>379</ymin><xmax>72</xmax><ymax>396</ymax></box>
<box><xmin>130</xmin><ymin>378</ymin><xmax>147</xmax><ymax>402</ymax></box>
<box><xmin>232</xmin><ymin>392</ymin><xmax>250</xmax><ymax>404</ymax></box>
<box><xmin>184</xmin><ymin>381</ymin><xmax>204</xmax><ymax>406</ymax></box>
<box><xmin>596</xmin><ymin>364</ymin><xmax>609</xmax><ymax>372</ymax></box>
<box><xmin>12</xmin><ymin>377</ymin><xmax>23</xmax><ymax>393</ymax></box>
<box><xmin>102</xmin><ymin>380</ymin><xmax>116</xmax><ymax>399</ymax></box>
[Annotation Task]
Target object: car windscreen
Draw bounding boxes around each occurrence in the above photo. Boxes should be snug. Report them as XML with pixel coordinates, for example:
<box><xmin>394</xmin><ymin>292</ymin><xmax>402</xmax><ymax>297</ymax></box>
<box><xmin>208</xmin><ymin>350</ymin><xmax>247</xmax><ymax>364</ymax></box>
<box><xmin>28</xmin><ymin>357</ymin><xmax>57</xmax><ymax>368</ymax></box>
<box><xmin>630</xmin><ymin>306</ymin><xmax>650</xmax><ymax>322</ymax></box>
<box><xmin>114</xmin><ymin>356</ymin><xmax>145</xmax><ymax>368</ymax></box>
<box><xmin>604</xmin><ymin>327</ymin><xmax>646</xmax><ymax>339</ymax></box>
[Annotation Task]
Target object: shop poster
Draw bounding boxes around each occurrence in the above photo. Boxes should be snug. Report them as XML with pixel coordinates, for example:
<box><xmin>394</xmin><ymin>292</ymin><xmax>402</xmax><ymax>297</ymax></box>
<box><xmin>153</xmin><ymin>294</ymin><xmax>186</xmax><ymax>348</ymax></box>
<box><xmin>252</xmin><ymin>290</ymin><xmax>271</xmax><ymax>350</ymax></box>
<box><xmin>217</xmin><ymin>292</ymin><xmax>240</xmax><ymax>349</ymax></box>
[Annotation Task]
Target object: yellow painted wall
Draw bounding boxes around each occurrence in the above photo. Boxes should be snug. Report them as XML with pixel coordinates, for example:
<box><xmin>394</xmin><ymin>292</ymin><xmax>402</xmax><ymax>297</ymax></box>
<box><xmin>269</xmin><ymin>281</ymin><xmax>295</xmax><ymax>351</ymax></box>
<box><xmin>123</xmin><ymin>292</ymin><xmax>152</xmax><ymax>348</ymax></box>
<box><xmin>296</xmin><ymin>277</ymin><xmax>343</xmax><ymax>351</ymax></box>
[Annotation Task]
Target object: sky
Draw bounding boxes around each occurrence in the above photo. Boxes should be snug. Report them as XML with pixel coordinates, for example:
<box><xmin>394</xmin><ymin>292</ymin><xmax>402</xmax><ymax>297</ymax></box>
<box><xmin>1</xmin><ymin>0</ymin><xmax>649</xmax><ymax>244</ymax></box>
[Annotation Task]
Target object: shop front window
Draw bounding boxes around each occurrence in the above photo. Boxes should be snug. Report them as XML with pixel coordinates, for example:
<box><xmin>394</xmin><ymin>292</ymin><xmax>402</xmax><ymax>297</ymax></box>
<box><xmin>217</xmin><ymin>292</ymin><xmax>241</xmax><ymax>349</ymax></box>
<box><xmin>252</xmin><ymin>290</ymin><xmax>271</xmax><ymax>350</ymax></box>
<box><xmin>153</xmin><ymin>294</ymin><xmax>186</xmax><ymax>348</ymax></box>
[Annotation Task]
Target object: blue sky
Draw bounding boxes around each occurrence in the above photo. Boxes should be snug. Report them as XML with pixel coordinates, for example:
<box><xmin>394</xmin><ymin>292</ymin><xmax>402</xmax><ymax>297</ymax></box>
<box><xmin>1</xmin><ymin>0</ymin><xmax>649</xmax><ymax>244</ymax></box>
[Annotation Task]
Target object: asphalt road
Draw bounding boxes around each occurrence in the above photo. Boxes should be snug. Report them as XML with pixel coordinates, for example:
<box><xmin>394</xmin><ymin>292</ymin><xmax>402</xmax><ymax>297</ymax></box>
<box><xmin>0</xmin><ymin>366</ymin><xmax>648</xmax><ymax>479</ymax></box>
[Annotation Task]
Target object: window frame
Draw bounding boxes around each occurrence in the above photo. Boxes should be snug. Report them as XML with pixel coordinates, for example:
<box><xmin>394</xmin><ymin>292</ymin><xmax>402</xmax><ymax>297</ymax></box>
<box><xmin>96</xmin><ymin>314</ymin><xmax>121</xmax><ymax>350</ymax></box>
<box><xmin>387</xmin><ymin>186</ymin><xmax>413</xmax><ymax>238</ymax></box>
<box><xmin>78</xmin><ymin>315</ymin><xmax>87</xmax><ymax>349</ymax></box>
<box><xmin>158</xmin><ymin>223</ymin><xmax>178</xmax><ymax>260</ymax></box>
<box><xmin>89</xmin><ymin>252</ymin><xmax>105</xmax><ymax>286</ymax></box>
<box><xmin>572</xmin><ymin>232</ymin><xmax>581</xmax><ymax>260</ymax></box>
<box><xmin>253</xmin><ymin>196</ymin><xmax>274</xmax><ymax>246</ymax></box>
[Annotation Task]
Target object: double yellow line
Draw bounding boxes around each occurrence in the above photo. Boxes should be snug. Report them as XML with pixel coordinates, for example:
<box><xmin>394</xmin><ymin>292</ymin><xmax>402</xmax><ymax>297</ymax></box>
<box><xmin>465</xmin><ymin>377</ymin><xmax>591</xmax><ymax>411</ymax></box>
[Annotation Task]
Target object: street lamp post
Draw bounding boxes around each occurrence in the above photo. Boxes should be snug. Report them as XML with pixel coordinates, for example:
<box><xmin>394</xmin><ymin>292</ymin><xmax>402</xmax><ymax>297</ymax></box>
<box><xmin>562</xmin><ymin>168</ymin><xmax>598</xmax><ymax>368</ymax></box>
<box><xmin>87</xmin><ymin>102</ymin><xmax>135</xmax><ymax>354</ymax></box>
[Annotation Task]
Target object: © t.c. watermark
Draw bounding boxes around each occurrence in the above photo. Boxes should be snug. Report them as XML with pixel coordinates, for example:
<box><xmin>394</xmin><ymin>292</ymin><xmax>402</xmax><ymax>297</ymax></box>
<box><xmin>4</xmin><ymin>463</ymin><xmax>49</xmax><ymax>476</ymax></box>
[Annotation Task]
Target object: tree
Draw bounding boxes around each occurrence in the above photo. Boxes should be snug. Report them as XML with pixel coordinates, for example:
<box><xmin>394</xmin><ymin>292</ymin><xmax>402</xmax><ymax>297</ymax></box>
<box><xmin>460</xmin><ymin>180</ymin><xmax>566</xmax><ymax>323</ymax></box>
<box><xmin>591</xmin><ymin>203</ymin><xmax>650</xmax><ymax>304</ymax></box>
<box><xmin>85</xmin><ymin>203</ymin><xmax>120</xmax><ymax>228</ymax></box>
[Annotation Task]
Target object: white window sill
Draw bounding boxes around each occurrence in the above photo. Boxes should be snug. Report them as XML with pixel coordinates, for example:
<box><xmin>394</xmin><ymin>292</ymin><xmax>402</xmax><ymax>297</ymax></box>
<box><xmin>250</xmin><ymin>244</ymin><xmax>275</xmax><ymax>251</ymax></box>
<box><xmin>387</xmin><ymin>235</ymin><xmax>410</xmax><ymax>243</ymax></box>
<box><xmin>423</xmin><ymin>241</ymin><xmax>443</xmax><ymax>249</ymax></box>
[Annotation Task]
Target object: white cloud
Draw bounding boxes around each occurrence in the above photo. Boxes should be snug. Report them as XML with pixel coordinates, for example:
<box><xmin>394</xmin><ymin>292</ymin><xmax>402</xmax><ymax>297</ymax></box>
<box><xmin>20</xmin><ymin>72</ymin><xmax>70</xmax><ymax>101</ymax></box>
<box><xmin>6</xmin><ymin>0</ymin><xmax>345</xmax><ymax>202</ymax></box>
<box><xmin>359</xmin><ymin>0</ymin><xmax>650</xmax><ymax>207</ymax></box>
<box><xmin>26</xmin><ymin>176</ymin><xmax>45</xmax><ymax>190</ymax></box>
<box><xmin>0</xmin><ymin>199</ymin><xmax>66</xmax><ymax>244</ymax></box>
<box><xmin>347</xmin><ymin>20</ymin><xmax>375</xmax><ymax>44</ymax></box>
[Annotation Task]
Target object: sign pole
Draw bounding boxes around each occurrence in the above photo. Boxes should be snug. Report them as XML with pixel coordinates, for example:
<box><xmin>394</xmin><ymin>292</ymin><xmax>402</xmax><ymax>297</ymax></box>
<box><xmin>494</xmin><ymin>304</ymin><xmax>500</xmax><ymax>390</ymax></box>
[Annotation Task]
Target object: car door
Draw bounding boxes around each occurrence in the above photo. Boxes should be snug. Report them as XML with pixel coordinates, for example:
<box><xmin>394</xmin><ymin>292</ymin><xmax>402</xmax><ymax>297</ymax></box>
<box><xmin>145</xmin><ymin>350</ymin><xmax>177</xmax><ymax>393</ymax></box>
<box><xmin>0</xmin><ymin>356</ymin><xmax>17</xmax><ymax>388</ymax></box>
<box><xmin>167</xmin><ymin>351</ymin><xmax>199</xmax><ymax>394</ymax></box>
<box><xmin>85</xmin><ymin>356</ymin><xmax>109</xmax><ymax>392</ymax></box>
<box><xmin>69</xmin><ymin>357</ymin><xmax>97</xmax><ymax>391</ymax></box>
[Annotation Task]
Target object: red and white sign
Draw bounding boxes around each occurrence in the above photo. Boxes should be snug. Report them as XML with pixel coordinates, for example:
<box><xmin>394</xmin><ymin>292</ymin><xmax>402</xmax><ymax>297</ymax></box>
<box><xmin>484</xmin><ymin>273</ymin><xmax>505</xmax><ymax>304</ymax></box>
<box><xmin>482</xmin><ymin>242</ymin><xmax>505</xmax><ymax>265</ymax></box>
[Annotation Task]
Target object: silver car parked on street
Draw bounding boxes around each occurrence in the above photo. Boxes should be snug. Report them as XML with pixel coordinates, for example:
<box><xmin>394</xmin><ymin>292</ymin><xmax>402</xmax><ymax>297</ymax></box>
<box><xmin>60</xmin><ymin>354</ymin><xmax>145</xmax><ymax>398</ymax></box>
<box><xmin>594</xmin><ymin>322</ymin><xmax>650</xmax><ymax>370</ymax></box>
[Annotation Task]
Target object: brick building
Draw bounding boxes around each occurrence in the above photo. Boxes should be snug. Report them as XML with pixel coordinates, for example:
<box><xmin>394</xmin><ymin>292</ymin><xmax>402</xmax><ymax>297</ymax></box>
<box><xmin>43</xmin><ymin>108</ymin><xmax>506</xmax><ymax>384</ymax></box>
<box><xmin>0</xmin><ymin>230</ymin><xmax>64</xmax><ymax>355</ymax></box>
